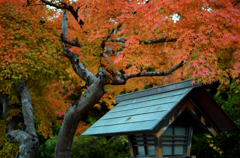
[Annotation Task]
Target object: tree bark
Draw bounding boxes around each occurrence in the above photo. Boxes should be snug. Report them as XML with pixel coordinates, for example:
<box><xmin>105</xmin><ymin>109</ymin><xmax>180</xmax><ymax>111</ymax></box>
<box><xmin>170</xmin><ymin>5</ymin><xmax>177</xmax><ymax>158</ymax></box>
<box><xmin>53</xmin><ymin>10</ymin><xmax>184</xmax><ymax>158</ymax></box>
<box><xmin>53</xmin><ymin>10</ymin><xmax>109</xmax><ymax>158</ymax></box>
<box><xmin>54</xmin><ymin>78</ymin><xmax>106</xmax><ymax>158</ymax></box>
<box><xmin>0</xmin><ymin>75</ymin><xmax>39</xmax><ymax>158</ymax></box>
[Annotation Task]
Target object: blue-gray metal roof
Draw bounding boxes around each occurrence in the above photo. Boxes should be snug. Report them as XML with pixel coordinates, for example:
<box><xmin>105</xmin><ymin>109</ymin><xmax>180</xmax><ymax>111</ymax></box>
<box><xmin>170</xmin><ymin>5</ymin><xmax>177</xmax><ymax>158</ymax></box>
<box><xmin>82</xmin><ymin>80</ymin><xmax>202</xmax><ymax>136</ymax></box>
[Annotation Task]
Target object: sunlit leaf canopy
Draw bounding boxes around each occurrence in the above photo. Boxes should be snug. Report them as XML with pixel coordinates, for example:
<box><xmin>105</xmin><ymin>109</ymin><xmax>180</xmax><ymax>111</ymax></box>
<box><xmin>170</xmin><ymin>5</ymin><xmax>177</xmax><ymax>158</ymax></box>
<box><xmin>0</xmin><ymin>0</ymin><xmax>239</xmax><ymax>137</ymax></box>
<box><xmin>0</xmin><ymin>0</ymin><xmax>71</xmax><ymax>139</ymax></box>
<box><xmin>37</xmin><ymin>0</ymin><xmax>239</xmax><ymax>85</ymax></box>
<box><xmin>40</xmin><ymin>0</ymin><xmax>240</xmax><ymax>106</ymax></box>
<box><xmin>0</xmin><ymin>0</ymin><xmax>69</xmax><ymax>95</ymax></box>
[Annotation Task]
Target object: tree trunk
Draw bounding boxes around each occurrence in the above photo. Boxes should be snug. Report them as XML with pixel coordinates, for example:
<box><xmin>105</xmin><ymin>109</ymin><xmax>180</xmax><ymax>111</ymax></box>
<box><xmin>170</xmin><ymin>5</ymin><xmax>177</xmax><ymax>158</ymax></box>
<box><xmin>0</xmin><ymin>75</ymin><xmax>39</xmax><ymax>158</ymax></box>
<box><xmin>54</xmin><ymin>78</ymin><xmax>105</xmax><ymax>158</ymax></box>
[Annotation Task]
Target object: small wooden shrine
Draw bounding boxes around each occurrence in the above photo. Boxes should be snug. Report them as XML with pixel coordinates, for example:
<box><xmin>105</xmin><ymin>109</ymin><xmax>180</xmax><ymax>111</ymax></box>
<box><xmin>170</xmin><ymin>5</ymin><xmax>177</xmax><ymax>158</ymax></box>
<box><xmin>82</xmin><ymin>79</ymin><xmax>239</xmax><ymax>158</ymax></box>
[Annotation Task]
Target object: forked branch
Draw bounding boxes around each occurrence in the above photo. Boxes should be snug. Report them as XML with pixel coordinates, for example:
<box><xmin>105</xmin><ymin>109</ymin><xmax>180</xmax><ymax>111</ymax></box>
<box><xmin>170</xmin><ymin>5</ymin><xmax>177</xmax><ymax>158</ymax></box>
<box><xmin>14</xmin><ymin>74</ymin><xmax>37</xmax><ymax>137</ymax></box>
<box><xmin>61</xmin><ymin>11</ymin><xmax>97</xmax><ymax>85</ymax></box>
<box><xmin>0</xmin><ymin>74</ymin><xmax>39</xmax><ymax>158</ymax></box>
<box><xmin>110</xmin><ymin>61</ymin><xmax>184</xmax><ymax>85</ymax></box>
<box><xmin>125</xmin><ymin>61</ymin><xmax>184</xmax><ymax>79</ymax></box>
<box><xmin>61</xmin><ymin>34</ymin><xmax>82</xmax><ymax>47</ymax></box>
<box><xmin>41</xmin><ymin>0</ymin><xmax>83</xmax><ymax>26</ymax></box>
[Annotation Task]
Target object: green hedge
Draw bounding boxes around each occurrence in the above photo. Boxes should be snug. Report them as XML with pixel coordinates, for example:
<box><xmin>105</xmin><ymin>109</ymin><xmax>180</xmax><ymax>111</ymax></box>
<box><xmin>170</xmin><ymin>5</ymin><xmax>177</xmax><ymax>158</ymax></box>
<box><xmin>71</xmin><ymin>135</ymin><xmax>130</xmax><ymax>158</ymax></box>
<box><xmin>36</xmin><ymin>135</ymin><xmax>130</xmax><ymax>158</ymax></box>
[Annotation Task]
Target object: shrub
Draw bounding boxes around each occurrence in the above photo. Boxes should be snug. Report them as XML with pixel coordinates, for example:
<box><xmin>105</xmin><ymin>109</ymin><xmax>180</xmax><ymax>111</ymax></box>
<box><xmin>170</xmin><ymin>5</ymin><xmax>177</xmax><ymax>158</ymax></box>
<box><xmin>71</xmin><ymin>135</ymin><xmax>130</xmax><ymax>158</ymax></box>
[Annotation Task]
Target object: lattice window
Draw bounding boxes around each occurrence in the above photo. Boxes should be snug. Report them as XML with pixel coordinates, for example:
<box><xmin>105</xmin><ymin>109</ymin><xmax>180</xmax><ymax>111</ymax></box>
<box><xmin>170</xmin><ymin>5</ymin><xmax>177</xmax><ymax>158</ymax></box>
<box><xmin>162</xmin><ymin>126</ymin><xmax>189</xmax><ymax>156</ymax></box>
<box><xmin>131</xmin><ymin>133</ymin><xmax>156</xmax><ymax>157</ymax></box>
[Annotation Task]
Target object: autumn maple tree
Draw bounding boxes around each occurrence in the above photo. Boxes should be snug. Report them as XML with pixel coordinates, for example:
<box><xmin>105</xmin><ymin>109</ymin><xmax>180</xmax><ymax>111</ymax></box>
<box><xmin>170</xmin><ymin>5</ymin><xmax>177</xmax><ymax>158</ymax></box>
<box><xmin>0</xmin><ymin>0</ymin><xmax>240</xmax><ymax>157</ymax></box>
<box><xmin>0</xmin><ymin>0</ymin><xmax>71</xmax><ymax>157</ymax></box>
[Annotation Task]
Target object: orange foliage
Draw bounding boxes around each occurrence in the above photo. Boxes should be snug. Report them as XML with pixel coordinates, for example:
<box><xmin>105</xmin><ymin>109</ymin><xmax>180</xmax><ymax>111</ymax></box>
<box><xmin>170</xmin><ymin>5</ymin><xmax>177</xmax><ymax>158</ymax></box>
<box><xmin>47</xmin><ymin>0</ymin><xmax>240</xmax><ymax>86</ymax></box>
<box><xmin>0</xmin><ymin>0</ymin><xmax>70</xmax><ymax>140</ymax></box>
<box><xmin>31</xmin><ymin>83</ymin><xmax>71</xmax><ymax>138</ymax></box>
<box><xmin>75</xmin><ymin>121</ymin><xmax>89</xmax><ymax>139</ymax></box>
<box><xmin>0</xmin><ymin>0</ymin><xmax>67</xmax><ymax>87</ymax></box>
<box><xmin>43</xmin><ymin>0</ymin><xmax>240</xmax><ymax>109</ymax></box>
<box><xmin>1</xmin><ymin>0</ymin><xmax>240</xmax><ymax>150</ymax></box>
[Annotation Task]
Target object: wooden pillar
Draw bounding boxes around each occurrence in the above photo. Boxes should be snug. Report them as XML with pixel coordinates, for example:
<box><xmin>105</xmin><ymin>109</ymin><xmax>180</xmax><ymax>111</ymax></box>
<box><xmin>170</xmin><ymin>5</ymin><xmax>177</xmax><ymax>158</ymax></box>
<box><xmin>127</xmin><ymin>135</ymin><xmax>134</xmax><ymax>157</ymax></box>
<box><xmin>154</xmin><ymin>136</ymin><xmax>163</xmax><ymax>157</ymax></box>
<box><xmin>186</xmin><ymin>126</ymin><xmax>194</xmax><ymax>156</ymax></box>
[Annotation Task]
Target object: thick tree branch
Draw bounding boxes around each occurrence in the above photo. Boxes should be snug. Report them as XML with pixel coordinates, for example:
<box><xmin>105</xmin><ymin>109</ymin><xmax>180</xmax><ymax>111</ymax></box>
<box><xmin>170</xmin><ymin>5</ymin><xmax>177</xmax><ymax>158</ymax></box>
<box><xmin>0</xmin><ymin>75</ymin><xmax>39</xmax><ymax>158</ymax></box>
<box><xmin>62</xmin><ymin>10</ymin><xmax>68</xmax><ymax>48</ymax></box>
<box><xmin>63</xmin><ymin>48</ymin><xmax>97</xmax><ymax>85</ymax></box>
<box><xmin>125</xmin><ymin>61</ymin><xmax>184</xmax><ymax>79</ymax></box>
<box><xmin>61</xmin><ymin>10</ymin><xmax>81</xmax><ymax>47</ymax></box>
<box><xmin>6</xmin><ymin>130</ymin><xmax>39</xmax><ymax>158</ymax></box>
<box><xmin>61</xmin><ymin>34</ymin><xmax>82</xmax><ymax>47</ymax></box>
<box><xmin>14</xmin><ymin>74</ymin><xmax>37</xmax><ymax>137</ymax></box>
<box><xmin>41</xmin><ymin>0</ymin><xmax>70</xmax><ymax>10</ymax></box>
<box><xmin>54</xmin><ymin>12</ymin><xmax>109</xmax><ymax>156</ymax></box>
<box><xmin>61</xmin><ymin>11</ymin><xmax>96</xmax><ymax>85</ymax></box>
<box><xmin>109</xmin><ymin>37</ymin><xmax>178</xmax><ymax>44</ymax></box>
<box><xmin>110</xmin><ymin>61</ymin><xmax>184</xmax><ymax>85</ymax></box>
<box><xmin>41</xmin><ymin>0</ymin><xmax>84</xmax><ymax>26</ymax></box>
<box><xmin>141</xmin><ymin>38</ymin><xmax>178</xmax><ymax>44</ymax></box>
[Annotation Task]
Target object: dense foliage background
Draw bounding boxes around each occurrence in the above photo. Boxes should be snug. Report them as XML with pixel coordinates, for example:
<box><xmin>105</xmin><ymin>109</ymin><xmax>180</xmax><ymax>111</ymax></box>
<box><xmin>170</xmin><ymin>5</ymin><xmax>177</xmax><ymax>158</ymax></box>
<box><xmin>191</xmin><ymin>79</ymin><xmax>240</xmax><ymax>158</ymax></box>
<box><xmin>35</xmin><ymin>80</ymin><xmax>240</xmax><ymax>158</ymax></box>
<box><xmin>0</xmin><ymin>0</ymin><xmax>239</xmax><ymax>157</ymax></box>
<box><xmin>1</xmin><ymin>78</ymin><xmax>239</xmax><ymax>158</ymax></box>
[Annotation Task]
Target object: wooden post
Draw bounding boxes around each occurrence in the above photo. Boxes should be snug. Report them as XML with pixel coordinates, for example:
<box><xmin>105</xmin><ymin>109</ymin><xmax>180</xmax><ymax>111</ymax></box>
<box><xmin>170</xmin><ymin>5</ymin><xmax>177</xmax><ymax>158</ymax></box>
<box><xmin>186</xmin><ymin>126</ymin><xmax>194</xmax><ymax>156</ymax></box>
<box><xmin>155</xmin><ymin>136</ymin><xmax>163</xmax><ymax>157</ymax></box>
<box><xmin>127</xmin><ymin>135</ymin><xmax>134</xmax><ymax>157</ymax></box>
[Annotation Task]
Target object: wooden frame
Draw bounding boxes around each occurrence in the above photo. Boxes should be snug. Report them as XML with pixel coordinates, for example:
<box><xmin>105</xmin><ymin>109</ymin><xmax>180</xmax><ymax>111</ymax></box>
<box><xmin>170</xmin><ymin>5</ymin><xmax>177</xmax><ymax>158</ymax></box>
<box><xmin>161</xmin><ymin>125</ymin><xmax>189</xmax><ymax>157</ymax></box>
<box><xmin>127</xmin><ymin>125</ymin><xmax>194</xmax><ymax>158</ymax></box>
<box><xmin>188</xmin><ymin>100</ymin><xmax>217</xmax><ymax>137</ymax></box>
<box><xmin>130</xmin><ymin>133</ymin><xmax>156</xmax><ymax>157</ymax></box>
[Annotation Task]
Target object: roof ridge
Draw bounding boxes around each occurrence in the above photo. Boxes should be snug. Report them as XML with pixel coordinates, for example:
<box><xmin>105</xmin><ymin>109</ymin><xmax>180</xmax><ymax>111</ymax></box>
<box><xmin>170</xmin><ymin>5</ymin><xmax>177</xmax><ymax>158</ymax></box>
<box><xmin>115</xmin><ymin>79</ymin><xmax>202</xmax><ymax>103</ymax></box>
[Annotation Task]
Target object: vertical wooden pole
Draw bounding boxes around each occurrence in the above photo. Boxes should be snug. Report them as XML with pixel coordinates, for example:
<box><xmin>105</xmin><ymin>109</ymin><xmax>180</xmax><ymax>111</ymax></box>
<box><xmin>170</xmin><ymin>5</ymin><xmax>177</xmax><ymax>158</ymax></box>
<box><xmin>155</xmin><ymin>136</ymin><xmax>163</xmax><ymax>157</ymax></box>
<box><xmin>186</xmin><ymin>126</ymin><xmax>194</xmax><ymax>156</ymax></box>
<box><xmin>127</xmin><ymin>135</ymin><xmax>134</xmax><ymax>157</ymax></box>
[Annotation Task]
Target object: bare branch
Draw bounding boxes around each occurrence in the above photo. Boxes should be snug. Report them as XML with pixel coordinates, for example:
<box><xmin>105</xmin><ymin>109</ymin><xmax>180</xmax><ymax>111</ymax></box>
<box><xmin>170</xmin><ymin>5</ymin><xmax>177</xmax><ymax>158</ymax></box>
<box><xmin>40</xmin><ymin>0</ymin><xmax>83</xmax><ymax>26</ymax></box>
<box><xmin>109</xmin><ymin>38</ymin><xmax>127</xmax><ymax>43</ymax></box>
<box><xmin>61</xmin><ymin>34</ymin><xmax>82</xmax><ymax>47</ymax></box>
<box><xmin>64</xmin><ymin>48</ymin><xmax>97</xmax><ymax>85</ymax></box>
<box><xmin>110</xmin><ymin>61</ymin><xmax>184</xmax><ymax>85</ymax></box>
<box><xmin>14</xmin><ymin>74</ymin><xmax>37</xmax><ymax>137</ymax></box>
<box><xmin>62</xmin><ymin>10</ymin><xmax>68</xmax><ymax>41</ymax></box>
<box><xmin>61</xmin><ymin>10</ymin><xmax>81</xmax><ymax>47</ymax></box>
<box><xmin>61</xmin><ymin>11</ymin><xmax>97</xmax><ymax>85</ymax></box>
<box><xmin>141</xmin><ymin>38</ymin><xmax>178</xmax><ymax>44</ymax></box>
<box><xmin>1</xmin><ymin>75</ymin><xmax>39</xmax><ymax>157</ymax></box>
<box><xmin>41</xmin><ymin>0</ymin><xmax>68</xmax><ymax>10</ymax></box>
<box><xmin>109</xmin><ymin>37</ymin><xmax>178</xmax><ymax>44</ymax></box>
<box><xmin>125</xmin><ymin>61</ymin><xmax>184</xmax><ymax>79</ymax></box>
